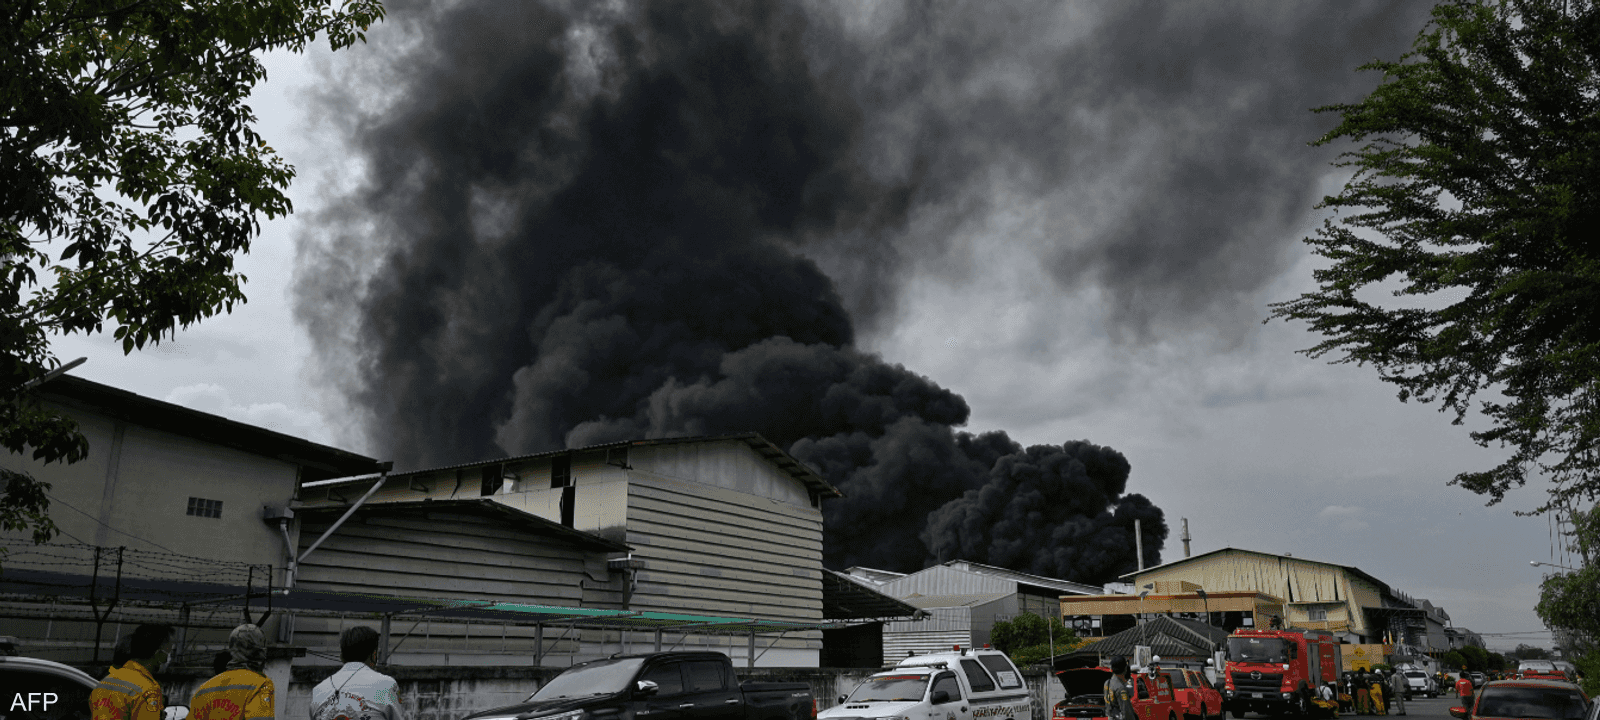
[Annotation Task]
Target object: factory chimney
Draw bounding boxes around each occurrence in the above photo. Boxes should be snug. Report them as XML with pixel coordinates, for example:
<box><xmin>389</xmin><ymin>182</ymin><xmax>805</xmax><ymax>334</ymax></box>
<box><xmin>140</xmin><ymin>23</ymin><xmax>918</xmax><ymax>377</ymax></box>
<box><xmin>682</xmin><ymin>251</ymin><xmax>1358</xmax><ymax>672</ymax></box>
<box><xmin>1135</xmin><ymin>518</ymin><xmax>1145</xmax><ymax>571</ymax></box>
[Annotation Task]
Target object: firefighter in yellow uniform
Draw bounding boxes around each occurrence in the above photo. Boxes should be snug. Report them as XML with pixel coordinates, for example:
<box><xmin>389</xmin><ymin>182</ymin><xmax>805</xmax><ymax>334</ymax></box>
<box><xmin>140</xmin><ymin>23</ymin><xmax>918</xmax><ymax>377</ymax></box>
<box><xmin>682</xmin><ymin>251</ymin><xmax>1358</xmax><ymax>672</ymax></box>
<box><xmin>90</xmin><ymin>625</ymin><xmax>173</xmax><ymax>720</ymax></box>
<box><xmin>191</xmin><ymin>624</ymin><xmax>275</xmax><ymax>720</ymax></box>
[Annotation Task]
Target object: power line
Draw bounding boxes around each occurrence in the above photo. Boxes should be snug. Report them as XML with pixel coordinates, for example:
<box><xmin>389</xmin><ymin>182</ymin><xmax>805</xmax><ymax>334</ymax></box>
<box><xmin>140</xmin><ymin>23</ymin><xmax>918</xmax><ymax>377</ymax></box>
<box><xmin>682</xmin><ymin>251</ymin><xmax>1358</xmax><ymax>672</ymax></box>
<box><xmin>42</xmin><ymin>491</ymin><xmax>180</xmax><ymax>555</ymax></box>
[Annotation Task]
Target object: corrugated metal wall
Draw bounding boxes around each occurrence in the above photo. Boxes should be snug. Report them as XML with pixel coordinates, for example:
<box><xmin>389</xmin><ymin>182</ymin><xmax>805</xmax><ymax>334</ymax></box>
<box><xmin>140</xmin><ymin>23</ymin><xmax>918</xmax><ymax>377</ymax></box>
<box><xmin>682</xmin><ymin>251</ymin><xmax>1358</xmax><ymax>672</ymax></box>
<box><xmin>625</xmin><ymin>471</ymin><xmax>821</xmax><ymax>619</ymax></box>
<box><xmin>296</xmin><ymin>439</ymin><xmax>830</xmax><ymax>664</ymax></box>
<box><xmin>623</xmin><ymin>441</ymin><xmax>824</xmax><ymax>660</ymax></box>
<box><xmin>882</xmin><ymin>631</ymin><xmax>973</xmax><ymax>666</ymax></box>
<box><xmin>293</xmin><ymin>506</ymin><xmax>623</xmax><ymax>663</ymax></box>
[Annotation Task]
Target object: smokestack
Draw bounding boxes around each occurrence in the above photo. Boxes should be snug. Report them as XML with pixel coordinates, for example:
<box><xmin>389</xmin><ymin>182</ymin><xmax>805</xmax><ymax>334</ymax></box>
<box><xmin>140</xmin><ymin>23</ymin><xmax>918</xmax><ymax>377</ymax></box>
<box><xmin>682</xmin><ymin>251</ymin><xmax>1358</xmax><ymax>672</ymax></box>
<box><xmin>1135</xmin><ymin>518</ymin><xmax>1145</xmax><ymax>571</ymax></box>
<box><xmin>1182</xmin><ymin>518</ymin><xmax>1191</xmax><ymax>558</ymax></box>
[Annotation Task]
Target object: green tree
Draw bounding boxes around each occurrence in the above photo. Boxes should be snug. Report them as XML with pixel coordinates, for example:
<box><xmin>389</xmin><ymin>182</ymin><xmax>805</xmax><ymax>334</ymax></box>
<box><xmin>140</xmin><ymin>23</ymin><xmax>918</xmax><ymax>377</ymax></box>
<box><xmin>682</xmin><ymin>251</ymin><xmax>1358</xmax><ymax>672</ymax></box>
<box><xmin>1535</xmin><ymin>505</ymin><xmax>1598</xmax><ymax>692</ymax></box>
<box><xmin>1442</xmin><ymin>650</ymin><xmax>1467</xmax><ymax>670</ymax></box>
<box><xmin>1507</xmin><ymin>644</ymin><xmax>1552</xmax><ymax>660</ymax></box>
<box><xmin>1268</xmin><ymin>0</ymin><xmax>1600</xmax><ymax>515</ymax></box>
<box><xmin>989</xmin><ymin>612</ymin><xmax>1082</xmax><ymax>667</ymax></box>
<box><xmin>1</xmin><ymin>0</ymin><xmax>384</xmax><ymax>563</ymax></box>
<box><xmin>1461</xmin><ymin>645</ymin><xmax>1491</xmax><ymax>671</ymax></box>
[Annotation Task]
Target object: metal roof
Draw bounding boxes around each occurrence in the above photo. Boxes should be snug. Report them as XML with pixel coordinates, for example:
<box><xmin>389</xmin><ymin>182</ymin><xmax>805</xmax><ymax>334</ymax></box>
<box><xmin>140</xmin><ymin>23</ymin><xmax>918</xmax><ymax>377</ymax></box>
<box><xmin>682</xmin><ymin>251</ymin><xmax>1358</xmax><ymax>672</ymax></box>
<box><xmin>822</xmin><ymin>570</ymin><xmax>922</xmax><ymax>621</ymax></box>
<box><xmin>1120</xmin><ymin>547</ymin><xmax>1399</xmax><ymax>601</ymax></box>
<box><xmin>296</xmin><ymin>498</ymin><xmax>630</xmax><ymax>553</ymax></box>
<box><xmin>897</xmin><ymin>592</ymin><xmax>1015</xmax><ymax>609</ymax></box>
<box><xmin>1059</xmin><ymin>616</ymin><xmax>1229</xmax><ymax>661</ymax></box>
<box><xmin>305</xmin><ymin>432</ymin><xmax>842</xmax><ymax>500</ymax></box>
<box><xmin>39</xmin><ymin>375</ymin><xmax>383</xmax><ymax>482</ymax></box>
<box><xmin>941</xmin><ymin>560</ymin><xmax>1104</xmax><ymax>596</ymax></box>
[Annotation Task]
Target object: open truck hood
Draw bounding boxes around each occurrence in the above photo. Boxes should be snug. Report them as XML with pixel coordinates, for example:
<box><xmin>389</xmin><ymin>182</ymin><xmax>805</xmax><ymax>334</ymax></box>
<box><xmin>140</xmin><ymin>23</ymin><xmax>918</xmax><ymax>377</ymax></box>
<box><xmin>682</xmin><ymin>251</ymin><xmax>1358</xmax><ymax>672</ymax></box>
<box><xmin>1057</xmin><ymin>668</ymin><xmax>1113</xmax><ymax>700</ymax></box>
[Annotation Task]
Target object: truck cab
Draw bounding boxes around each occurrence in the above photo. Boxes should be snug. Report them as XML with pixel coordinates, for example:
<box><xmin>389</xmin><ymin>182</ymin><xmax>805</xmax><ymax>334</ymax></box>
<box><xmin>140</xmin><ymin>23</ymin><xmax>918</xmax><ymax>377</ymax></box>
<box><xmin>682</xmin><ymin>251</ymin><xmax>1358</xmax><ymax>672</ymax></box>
<box><xmin>822</xmin><ymin>648</ymin><xmax>1031</xmax><ymax>720</ymax></box>
<box><xmin>1222</xmin><ymin>628</ymin><xmax>1341</xmax><ymax>718</ymax></box>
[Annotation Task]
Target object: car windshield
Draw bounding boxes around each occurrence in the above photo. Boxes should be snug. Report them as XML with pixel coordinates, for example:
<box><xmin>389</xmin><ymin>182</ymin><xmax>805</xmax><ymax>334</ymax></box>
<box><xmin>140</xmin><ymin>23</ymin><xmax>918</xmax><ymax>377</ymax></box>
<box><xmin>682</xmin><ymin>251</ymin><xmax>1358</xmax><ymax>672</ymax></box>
<box><xmin>1474</xmin><ymin>686</ymin><xmax>1588</xmax><ymax>720</ymax></box>
<box><xmin>530</xmin><ymin>657</ymin><xmax>648</xmax><ymax>700</ymax></box>
<box><xmin>1163</xmin><ymin>670</ymin><xmax>1190</xmax><ymax>689</ymax></box>
<box><xmin>1406</xmin><ymin>673</ymin><xmax>1426</xmax><ymax>679</ymax></box>
<box><xmin>848</xmin><ymin>675</ymin><xmax>931</xmax><ymax>702</ymax></box>
<box><xmin>1228</xmin><ymin>637</ymin><xmax>1289</xmax><ymax>664</ymax></box>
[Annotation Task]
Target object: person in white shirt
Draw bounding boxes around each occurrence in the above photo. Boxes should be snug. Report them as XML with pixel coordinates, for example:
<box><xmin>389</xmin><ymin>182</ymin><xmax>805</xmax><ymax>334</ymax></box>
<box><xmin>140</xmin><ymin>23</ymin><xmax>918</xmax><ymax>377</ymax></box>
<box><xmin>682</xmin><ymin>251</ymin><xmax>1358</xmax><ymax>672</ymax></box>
<box><xmin>310</xmin><ymin>626</ymin><xmax>405</xmax><ymax>720</ymax></box>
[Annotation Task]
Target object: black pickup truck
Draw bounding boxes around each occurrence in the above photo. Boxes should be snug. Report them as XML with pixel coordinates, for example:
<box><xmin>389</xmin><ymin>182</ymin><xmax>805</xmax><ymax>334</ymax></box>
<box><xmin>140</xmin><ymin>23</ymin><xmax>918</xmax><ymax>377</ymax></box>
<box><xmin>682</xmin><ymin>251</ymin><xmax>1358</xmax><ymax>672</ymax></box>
<box><xmin>461</xmin><ymin>651</ymin><xmax>815</xmax><ymax>720</ymax></box>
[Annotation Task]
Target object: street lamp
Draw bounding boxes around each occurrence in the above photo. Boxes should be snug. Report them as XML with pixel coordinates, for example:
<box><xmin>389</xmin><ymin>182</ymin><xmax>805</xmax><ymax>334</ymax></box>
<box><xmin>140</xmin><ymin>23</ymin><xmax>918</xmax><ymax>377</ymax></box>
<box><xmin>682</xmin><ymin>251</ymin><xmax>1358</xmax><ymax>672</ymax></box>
<box><xmin>1530</xmin><ymin>561</ymin><xmax>1578</xmax><ymax>571</ymax></box>
<box><xmin>1195</xmin><ymin>588</ymin><xmax>1215</xmax><ymax>651</ymax></box>
<box><xmin>17</xmin><ymin>356</ymin><xmax>87</xmax><ymax>391</ymax></box>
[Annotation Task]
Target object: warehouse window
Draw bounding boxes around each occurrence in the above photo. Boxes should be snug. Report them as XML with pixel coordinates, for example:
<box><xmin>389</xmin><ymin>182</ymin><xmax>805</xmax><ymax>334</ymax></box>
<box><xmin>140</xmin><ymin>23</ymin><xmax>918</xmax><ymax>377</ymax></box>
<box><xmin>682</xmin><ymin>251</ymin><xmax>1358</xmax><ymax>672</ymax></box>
<box><xmin>480</xmin><ymin>463</ymin><xmax>504</xmax><ymax>496</ymax></box>
<box><xmin>186</xmin><ymin>497</ymin><xmax>222</xmax><ymax>519</ymax></box>
<box><xmin>551</xmin><ymin>455</ymin><xmax>572</xmax><ymax>488</ymax></box>
<box><xmin>1309</xmin><ymin>607</ymin><xmax>1329</xmax><ymax>622</ymax></box>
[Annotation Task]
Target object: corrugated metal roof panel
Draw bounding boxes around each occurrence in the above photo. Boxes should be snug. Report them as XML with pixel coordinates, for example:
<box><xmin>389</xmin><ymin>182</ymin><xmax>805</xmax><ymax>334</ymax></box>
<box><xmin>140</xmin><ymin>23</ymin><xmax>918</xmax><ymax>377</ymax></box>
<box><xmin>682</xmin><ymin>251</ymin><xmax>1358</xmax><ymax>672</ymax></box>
<box><xmin>881</xmin><ymin>565</ymin><xmax>1014</xmax><ymax>597</ymax></box>
<box><xmin>898</xmin><ymin>592</ymin><xmax>1015</xmax><ymax>609</ymax></box>
<box><xmin>942</xmin><ymin>560</ymin><xmax>1104</xmax><ymax>596</ymax></box>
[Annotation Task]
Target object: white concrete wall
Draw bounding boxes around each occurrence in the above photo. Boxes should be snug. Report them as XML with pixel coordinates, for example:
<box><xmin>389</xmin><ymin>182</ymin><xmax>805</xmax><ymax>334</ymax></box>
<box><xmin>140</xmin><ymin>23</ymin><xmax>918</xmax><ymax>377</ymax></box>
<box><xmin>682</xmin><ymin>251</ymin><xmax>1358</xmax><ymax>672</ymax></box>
<box><xmin>1</xmin><ymin>401</ymin><xmax>302</xmax><ymax>576</ymax></box>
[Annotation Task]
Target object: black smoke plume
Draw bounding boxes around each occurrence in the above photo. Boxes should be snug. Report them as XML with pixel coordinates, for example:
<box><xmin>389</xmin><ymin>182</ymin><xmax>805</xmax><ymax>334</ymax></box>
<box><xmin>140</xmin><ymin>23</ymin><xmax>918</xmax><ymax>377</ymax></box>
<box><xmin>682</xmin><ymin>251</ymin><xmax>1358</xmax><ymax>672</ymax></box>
<box><xmin>296</xmin><ymin>0</ymin><xmax>1430</xmax><ymax>580</ymax></box>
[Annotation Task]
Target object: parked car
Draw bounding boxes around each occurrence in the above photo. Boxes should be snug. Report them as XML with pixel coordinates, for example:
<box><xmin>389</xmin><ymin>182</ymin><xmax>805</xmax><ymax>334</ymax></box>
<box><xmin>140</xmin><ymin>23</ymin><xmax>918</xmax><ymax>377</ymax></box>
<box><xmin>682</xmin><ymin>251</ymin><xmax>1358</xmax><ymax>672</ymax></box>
<box><xmin>0</xmin><ymin>637</ymin><xmax>188</xmax><ymax>720</ymax></box>
<box><xmin>0</xmin><ymin>648</ymin><xmax>96</xmax><ymax>720</ymax></box>
<box><xmin>460</xmin><ymin>651</ymin><xmax>814</xmax><ymax>720</ymax></box>
<box><xmin>1054</xmin><ymin>667</ymin><xmax>1180</xmax><ymax>720</ymax></box>
<box><xmin>1449</xmin><ymin>679</ymin><xmax>1590</xmax><ymax>720</ymax></box>
<box><xmin>823</xmin><ymin>648</ymin><xmax>1031</xmax><ymax>720</ymax></box>
<box><xmin>1471</xmin><ymin>672</ymin><xmax>1489</xmax><ymax>688</ymax></box>
<box><xmin>1160</xmin><ymin>667</ymin><xmax>1223</xmax><ymax>720</ymax></box>
<box><xmin>1403</xmin><ymin>670</ymin><xmax>1439</xmax><ymax>698</ymax></box>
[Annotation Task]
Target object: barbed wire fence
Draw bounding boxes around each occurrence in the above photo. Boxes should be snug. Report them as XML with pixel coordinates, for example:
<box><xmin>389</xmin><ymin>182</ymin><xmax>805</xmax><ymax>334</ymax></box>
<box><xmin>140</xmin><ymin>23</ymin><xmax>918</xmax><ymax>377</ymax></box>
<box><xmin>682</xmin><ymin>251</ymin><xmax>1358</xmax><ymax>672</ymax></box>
<box><xmin>0</xmin><ymin>539</ymin><xmax>277</xmax><ymax>668</ymax></box>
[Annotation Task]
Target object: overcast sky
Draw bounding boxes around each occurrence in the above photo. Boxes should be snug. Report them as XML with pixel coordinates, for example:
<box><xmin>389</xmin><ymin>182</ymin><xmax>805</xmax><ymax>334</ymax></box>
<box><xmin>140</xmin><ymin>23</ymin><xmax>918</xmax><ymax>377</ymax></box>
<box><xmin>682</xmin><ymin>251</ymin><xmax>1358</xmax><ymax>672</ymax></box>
<box><xmin>48</xmin><ymin>0</ymin><xmax>1578</xmax><ymax>650</ymax></box>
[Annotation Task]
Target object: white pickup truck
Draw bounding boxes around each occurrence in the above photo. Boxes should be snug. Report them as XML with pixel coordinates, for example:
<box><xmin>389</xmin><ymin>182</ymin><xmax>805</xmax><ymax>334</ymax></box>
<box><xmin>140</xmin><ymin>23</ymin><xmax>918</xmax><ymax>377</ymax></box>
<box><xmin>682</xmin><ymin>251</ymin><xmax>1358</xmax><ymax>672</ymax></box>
<box><xmin>821</xmin><ymin>648</ymin><xmax>1033</xmax><ymax>720</ymax></box>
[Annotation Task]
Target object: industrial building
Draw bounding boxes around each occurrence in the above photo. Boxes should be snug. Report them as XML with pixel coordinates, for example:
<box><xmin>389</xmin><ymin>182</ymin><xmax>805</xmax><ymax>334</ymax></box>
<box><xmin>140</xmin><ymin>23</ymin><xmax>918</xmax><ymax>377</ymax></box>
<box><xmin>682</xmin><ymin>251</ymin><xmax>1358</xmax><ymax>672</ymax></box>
<box><xmin>295</xmin><ymin>432</ymin><xmax>852</xmax><ymax>667</ymax></box>
<box><xmin>0</xmin><ymin>374</ymin><xmax>385</xmax><ymax>688</ymax></box>
<box><xmin>3</xmin><ymin>378</ymin><xmax>917</xmax><ymax>679</ymax></box>
<box><xmin>846</xmin><ymin>559</ymin><xmax>1101</xmax><ymax>664</ymax></box>
<box><xmin>1058</xmin><ymin>548</ymin><xmax>1439</xmax><ymax>649</ymax></box>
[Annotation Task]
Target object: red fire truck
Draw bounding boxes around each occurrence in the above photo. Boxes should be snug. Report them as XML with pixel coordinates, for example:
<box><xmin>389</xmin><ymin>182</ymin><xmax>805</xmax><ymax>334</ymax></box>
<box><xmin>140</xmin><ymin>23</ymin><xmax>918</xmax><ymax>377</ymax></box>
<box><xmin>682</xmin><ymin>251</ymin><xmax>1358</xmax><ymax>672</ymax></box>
<box><xmin>1221</xmin><ymin>628</ymin><xmax>1342</xmax><ymax>718</ymax></box>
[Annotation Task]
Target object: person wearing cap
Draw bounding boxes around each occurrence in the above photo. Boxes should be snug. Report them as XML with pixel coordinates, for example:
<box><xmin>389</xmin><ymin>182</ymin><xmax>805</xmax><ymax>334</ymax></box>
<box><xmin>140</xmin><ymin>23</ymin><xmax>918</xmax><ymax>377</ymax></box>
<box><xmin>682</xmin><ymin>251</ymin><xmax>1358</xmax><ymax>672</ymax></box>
<box><xmin>1387</xmin><ymin>669</ymin><xmax>1406</xmax><ymax>716</ymax></box>
<box><xmin>190</xmin><ymin>624</ymin><xmax>275</xmax><ymax>720</ymax></box>
<box><xmin>1103</xmin><ymin>657</ymin><xmax>1137</xmax><ymax>720</ymax></box>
